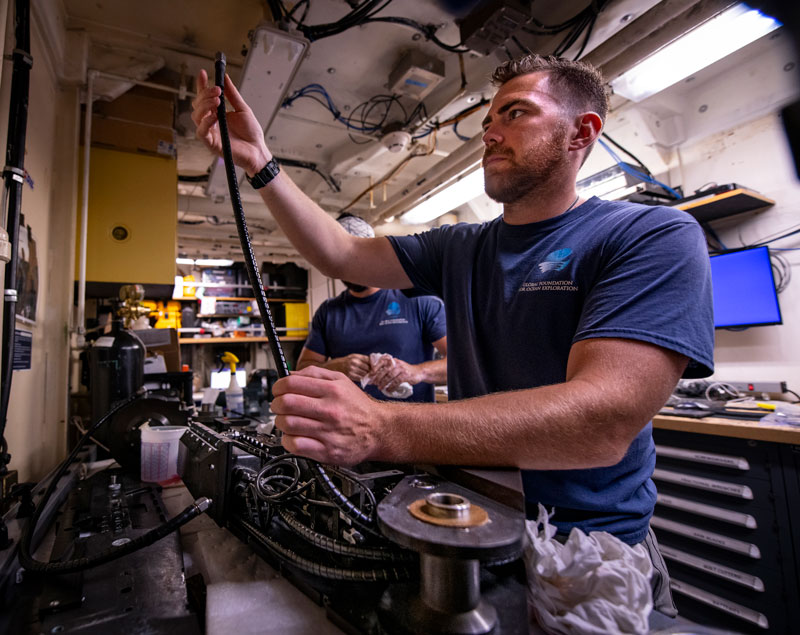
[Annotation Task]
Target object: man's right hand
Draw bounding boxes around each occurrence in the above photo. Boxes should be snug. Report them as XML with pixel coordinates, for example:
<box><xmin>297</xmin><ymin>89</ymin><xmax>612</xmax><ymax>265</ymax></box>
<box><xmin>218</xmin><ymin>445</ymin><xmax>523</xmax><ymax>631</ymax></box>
<box><xmin>325</xmin><ymin>354</ymin><xmax>371</xmax><ymax>383</ymax></box>
<box><xmin>191</xmin><ymin>70</ymin><xmax>272</xmax><ymax>177</ymax></box>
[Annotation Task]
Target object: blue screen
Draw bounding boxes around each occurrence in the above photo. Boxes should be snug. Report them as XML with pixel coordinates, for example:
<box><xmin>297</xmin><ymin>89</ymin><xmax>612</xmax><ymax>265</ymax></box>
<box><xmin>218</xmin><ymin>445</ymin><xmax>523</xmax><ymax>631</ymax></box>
<box><xmin>710</xmin><ymin>246</ymin><xmax>782</xmax><ymax>328</ymax></box>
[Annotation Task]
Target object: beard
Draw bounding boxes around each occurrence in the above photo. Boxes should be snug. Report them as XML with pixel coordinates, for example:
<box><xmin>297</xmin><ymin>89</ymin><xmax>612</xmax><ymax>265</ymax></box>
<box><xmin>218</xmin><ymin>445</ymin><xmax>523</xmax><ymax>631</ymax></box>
<box><xmin>483</xmin><ymin>123</ymin><xmax>569</xmax><ymax>204</ymax></box>
<box><xmin>343</xmin><ymin>281</ymin><xmax>368</xmax><ymax>293</ymax></box>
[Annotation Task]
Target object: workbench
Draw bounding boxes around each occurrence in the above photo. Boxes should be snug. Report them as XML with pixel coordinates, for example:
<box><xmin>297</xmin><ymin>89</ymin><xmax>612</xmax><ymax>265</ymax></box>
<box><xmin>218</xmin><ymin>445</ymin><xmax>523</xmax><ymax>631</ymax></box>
<box><xmin>650</xmin><ymin>413</ymin><xmax>800</xmax><ymax>634</ymax></box>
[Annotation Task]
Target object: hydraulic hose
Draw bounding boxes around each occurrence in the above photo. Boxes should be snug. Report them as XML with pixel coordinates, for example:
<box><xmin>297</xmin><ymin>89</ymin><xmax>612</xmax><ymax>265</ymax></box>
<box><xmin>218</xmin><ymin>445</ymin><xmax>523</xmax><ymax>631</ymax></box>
<box><xmin>236</xmin><ymin>517</ymin><xmax>412</xmax><ymax>582</ymax></box>
<box><xmin>19</xmin><ymin>391</ymin><xmax>212</xmax><ymax>574</ymax></box>
<box><xmin>0</xmin><ymin>0</ymin><xmax>32</xmax><ymax>472</ymax></box>
<box><xmin>276</xmin><ymin>507</ymin><xmax>412</xmax><ymax>562</ymax></box>
<box><xmin>214</xmin><ymin>52</ymin><xmax>288</xmax><ymax>378</ymax></box>
<box><xmin>213</xmin><ymin>52</ymin><xmax>378</xmax><ymax>535</ymax></box>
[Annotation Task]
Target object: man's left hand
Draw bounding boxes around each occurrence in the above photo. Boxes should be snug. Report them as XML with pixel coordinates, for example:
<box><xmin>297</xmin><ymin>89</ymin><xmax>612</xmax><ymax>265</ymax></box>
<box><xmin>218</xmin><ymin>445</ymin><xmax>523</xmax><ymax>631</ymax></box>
<box><xmin>370</xmin><ymin>356</ymin><xmax>421</xmax><ymax>392</ymax></box>
<box><xmin>271</xmin><ymin>366</ymin><xmax>388</xmax><ymax>465</ymax></box>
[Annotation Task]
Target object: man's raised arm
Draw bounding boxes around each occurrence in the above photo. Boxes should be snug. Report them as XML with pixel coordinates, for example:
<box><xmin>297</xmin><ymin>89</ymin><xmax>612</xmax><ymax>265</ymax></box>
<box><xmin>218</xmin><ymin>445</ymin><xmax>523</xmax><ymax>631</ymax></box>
<box><xmin>191</xmin><ymin>70</ymin><xmax>411</xmax><ymax>290</ymax></box>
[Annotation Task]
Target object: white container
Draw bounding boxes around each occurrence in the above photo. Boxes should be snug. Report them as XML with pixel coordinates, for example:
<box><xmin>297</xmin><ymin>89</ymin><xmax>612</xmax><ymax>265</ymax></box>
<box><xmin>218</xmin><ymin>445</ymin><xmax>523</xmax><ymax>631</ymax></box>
<box><xmin>140</xmin><ymin>423</ymin><xmax>187</xmax><ymax>484</ymax></box>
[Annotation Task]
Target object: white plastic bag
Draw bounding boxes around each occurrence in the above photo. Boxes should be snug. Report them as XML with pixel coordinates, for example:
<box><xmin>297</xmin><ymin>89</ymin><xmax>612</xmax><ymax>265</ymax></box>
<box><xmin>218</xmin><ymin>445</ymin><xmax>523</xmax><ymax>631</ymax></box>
<box><xmin>525</xmin><ymin>504</ymin><xmax>653</xmax><ymax>635</ymax></box>
<box><xmin>360</xmin><ymin>353</ymin><xmax>413</xmax><ymax>399</ymax></box>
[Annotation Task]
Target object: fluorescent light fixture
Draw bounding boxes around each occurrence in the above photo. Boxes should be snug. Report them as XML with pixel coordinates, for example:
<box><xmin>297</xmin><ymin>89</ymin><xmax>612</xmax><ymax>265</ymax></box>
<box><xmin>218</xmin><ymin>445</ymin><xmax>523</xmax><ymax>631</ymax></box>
<box><xmin>206</xmin><ymin>25</ymin><xmax>309</xmax><ymax>200</ymax></box>
<box><xmin>176</xmin><ymin>257</ymin><xmax>195</xmax><ymax>265</ymax></box>
<box><xmin>400</xmin><ymin>167</ymin><xmax>485</xmax><ymax>224</ymax></box>
<box><xmin>610</xmin><ymin>4</ymin><xmax>781</xmax><ymax>103</ymax></box>
<box><xmin>195</xmin><ymin>258</ymin><xmax>234</xmax><ymax>267</ymax></box>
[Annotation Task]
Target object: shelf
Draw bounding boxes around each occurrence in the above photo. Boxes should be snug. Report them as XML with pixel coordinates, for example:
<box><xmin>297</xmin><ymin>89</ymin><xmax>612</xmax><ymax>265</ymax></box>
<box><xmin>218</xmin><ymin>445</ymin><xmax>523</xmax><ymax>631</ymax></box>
<box><xmin>174</xmin><ymin>296</ymin><xmax>306</xmax><ymax>302</ymax></box>
<box><xmin>672</xmin><ymin>186</ymin><xmax>774</xmax><ymax>223</ymax></box>
<box><xmin>179</xmin><ymin>336</ymin><xmax>306</xmax><ymax>345</ymax></box>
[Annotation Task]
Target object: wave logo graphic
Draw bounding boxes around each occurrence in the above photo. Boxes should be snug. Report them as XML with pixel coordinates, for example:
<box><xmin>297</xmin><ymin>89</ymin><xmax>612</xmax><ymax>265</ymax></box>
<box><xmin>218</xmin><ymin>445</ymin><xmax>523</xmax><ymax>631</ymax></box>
<box><xmin>386</xmin><ymin>301</ymin><xmax>401</xmax><ymax>316</ymax></box>
<box><xmin>537</xmin><ymin>248</ymin><xmax>573</xmax><ymax>273</ymax></box>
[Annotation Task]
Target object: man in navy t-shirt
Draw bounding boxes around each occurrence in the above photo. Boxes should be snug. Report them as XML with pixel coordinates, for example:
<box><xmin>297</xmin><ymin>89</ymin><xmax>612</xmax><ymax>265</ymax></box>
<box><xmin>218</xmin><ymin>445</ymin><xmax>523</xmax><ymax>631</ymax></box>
<box><xmin>193</xmin><ymin>53</ymin><xmax>714</xmax><ymax>617</ymax></box>
<box><xmin>297</xmin><ymin>215</ymin><xmax>447</xmax><ymax>402</ymax></box>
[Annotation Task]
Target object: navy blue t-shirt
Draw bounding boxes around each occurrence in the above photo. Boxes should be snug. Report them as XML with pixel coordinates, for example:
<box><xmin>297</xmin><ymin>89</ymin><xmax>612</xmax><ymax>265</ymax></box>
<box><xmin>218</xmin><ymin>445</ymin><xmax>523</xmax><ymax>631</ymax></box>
<box><xmin>389</xmin><ymin>197</ymin><xmax>714</xmax><ymax>544</ymax></box>
<box><xmin>304</xmin><ymin>288</ymin><xmax>447</xmax><ymax>402</ymax></box>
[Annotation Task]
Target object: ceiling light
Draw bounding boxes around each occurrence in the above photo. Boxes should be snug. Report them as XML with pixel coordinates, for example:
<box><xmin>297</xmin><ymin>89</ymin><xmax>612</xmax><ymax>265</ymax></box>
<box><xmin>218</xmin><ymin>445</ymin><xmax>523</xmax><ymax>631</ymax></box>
<box><xmin>195</xmin><ymin>258</ymin><xmax>234</xmax><ymax>267</ymax></box>
<box><xmin>176</xmin><ymin>257</ymin><xmax>195</xmax><ymax>265</ymax></box>
<box><xmin>400</xmin><ymin>167</ymin><xmax>485</xmax><ymax>225</ymax></box>
<box><xmin>205</xmin><ymin>25</ymin><xmax>308</xmax><ymax>200</ymax></box>
<box><xmin>610</xmin><ymin>4</ymin><xmax>781</xmax><ymax>103</ymax></box>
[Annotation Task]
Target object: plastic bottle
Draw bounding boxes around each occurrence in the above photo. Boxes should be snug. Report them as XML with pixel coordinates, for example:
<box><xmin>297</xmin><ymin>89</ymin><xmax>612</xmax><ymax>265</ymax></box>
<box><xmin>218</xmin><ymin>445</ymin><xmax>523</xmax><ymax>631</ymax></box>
<box><xmin>221</xmin><ymin>351</ymin><xmax>244</xmax><ymax>415</ymax></box>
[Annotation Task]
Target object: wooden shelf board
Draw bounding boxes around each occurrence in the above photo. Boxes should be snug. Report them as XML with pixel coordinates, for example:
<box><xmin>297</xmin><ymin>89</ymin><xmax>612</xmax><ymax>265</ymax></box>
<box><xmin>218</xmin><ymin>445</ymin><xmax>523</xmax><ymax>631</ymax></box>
<box><xmin>179</xmin><ymin>336</ymin><xmax>306</xmax><ymax>344</ymax></box>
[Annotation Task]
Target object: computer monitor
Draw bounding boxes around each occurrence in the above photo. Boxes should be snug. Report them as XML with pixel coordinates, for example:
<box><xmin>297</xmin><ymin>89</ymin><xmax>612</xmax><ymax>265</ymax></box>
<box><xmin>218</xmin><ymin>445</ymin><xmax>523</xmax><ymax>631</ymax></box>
<box><xmin>710</xmin><ymin>246</ymin><xmax>782</xmax><ymax>328</ymax></box>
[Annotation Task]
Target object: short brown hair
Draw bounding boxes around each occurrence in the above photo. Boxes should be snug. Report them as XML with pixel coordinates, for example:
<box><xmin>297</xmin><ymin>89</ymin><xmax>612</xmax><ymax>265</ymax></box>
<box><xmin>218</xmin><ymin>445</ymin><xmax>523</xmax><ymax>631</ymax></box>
<box><xmin>492</xmin><ymin>54</ymin><xmax>608</xmax><ymax>123</ymax></box>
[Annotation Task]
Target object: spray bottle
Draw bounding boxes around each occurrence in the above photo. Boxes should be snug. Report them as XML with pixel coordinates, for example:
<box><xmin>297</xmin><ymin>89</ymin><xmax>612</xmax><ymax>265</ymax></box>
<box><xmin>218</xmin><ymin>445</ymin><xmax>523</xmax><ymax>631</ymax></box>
<box><xmin>220</xmin><ymin>351</ymin><xmax>244</xmax><ymax>415</ymax></box>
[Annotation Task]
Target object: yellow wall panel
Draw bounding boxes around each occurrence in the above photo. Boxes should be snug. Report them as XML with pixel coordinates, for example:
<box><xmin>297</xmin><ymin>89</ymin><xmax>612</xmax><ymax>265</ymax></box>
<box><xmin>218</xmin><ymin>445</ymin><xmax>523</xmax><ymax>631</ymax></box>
<box><xmin>76</xmin><ymin>147</ymin><xmax>177</xmax><ymax>284</ymax></box>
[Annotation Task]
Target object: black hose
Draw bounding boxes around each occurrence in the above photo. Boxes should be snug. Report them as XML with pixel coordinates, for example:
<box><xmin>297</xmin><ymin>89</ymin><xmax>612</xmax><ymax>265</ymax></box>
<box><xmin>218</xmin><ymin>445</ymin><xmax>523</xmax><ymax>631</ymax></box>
<box><xmin>0</xmin><ymin>0</ymin><xmax>32</xmax><ymax>473</ymax></box>
<box><xmin>21</xmin><ymin>496</ymin><xmax>211</xmax><ymax>574</ymax></box>
<box><xmin>276</xmin><ymin>507</ymin><xmax>411</xmax><ymax>562</ymax></box>
<box><xmin>236</xmin><ymin>518</ymin><xmax>412</xmax><ymax>582</ymax></box>
<box><xmin>214</xmin><ymin>52</ymin><xmax>289</xmax><ymax>378</ymax></box>
<box><xmin>213</xmin><ymin>52</ymin><xmax>379</xmax><ymax>537</ymax></box>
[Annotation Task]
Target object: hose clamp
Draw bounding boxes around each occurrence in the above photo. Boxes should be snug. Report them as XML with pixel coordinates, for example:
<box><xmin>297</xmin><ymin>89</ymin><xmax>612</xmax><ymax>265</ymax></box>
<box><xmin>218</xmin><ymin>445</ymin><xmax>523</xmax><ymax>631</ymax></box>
<box><xmin>4</xmin><ymin>289</ymin><xmax>17</xmax><ymax>301</ymax></box>
<box><xmin>3</xmin><ymin>166</ymin><xmax>23</xmax><ymax>183</ymax></box>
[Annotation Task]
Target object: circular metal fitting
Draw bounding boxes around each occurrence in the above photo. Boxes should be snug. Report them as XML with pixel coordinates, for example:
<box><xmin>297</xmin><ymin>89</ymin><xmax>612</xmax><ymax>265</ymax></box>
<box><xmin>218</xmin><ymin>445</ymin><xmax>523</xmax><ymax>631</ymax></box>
<box><xmin>408</xmin><ymin>492</ymin><xmax>489</xmax><ymax>528</ymax></box>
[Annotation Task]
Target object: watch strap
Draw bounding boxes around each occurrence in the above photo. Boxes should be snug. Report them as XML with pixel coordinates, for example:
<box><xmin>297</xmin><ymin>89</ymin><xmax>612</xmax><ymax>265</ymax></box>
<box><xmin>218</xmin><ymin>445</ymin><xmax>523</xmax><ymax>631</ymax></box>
<box><xmin>246</xmin><ymin>159</ymin><xmax>280</xmax><ymax>189</ymax></box>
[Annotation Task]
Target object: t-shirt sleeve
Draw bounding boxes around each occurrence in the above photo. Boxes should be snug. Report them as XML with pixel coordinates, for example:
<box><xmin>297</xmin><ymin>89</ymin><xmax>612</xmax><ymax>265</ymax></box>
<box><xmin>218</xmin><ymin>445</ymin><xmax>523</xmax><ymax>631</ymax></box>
<box><xmin>417</xmin><ymin>296</ymin><xmax>447</xmax><ymax>344</ymax></box>
<box><xmin>574</xmin><ymin>211</ymin><xmax>714</xmax><ymax>378</ymax></box>
<box><xmin>303</xmin><ymin>302</ymin><xmax>329</xmax><ymax>357</ymax></box>
<box><xmin>388</xmin><ymin>229</ymin><xmax>447</xmax><ymax>297</ymax></box>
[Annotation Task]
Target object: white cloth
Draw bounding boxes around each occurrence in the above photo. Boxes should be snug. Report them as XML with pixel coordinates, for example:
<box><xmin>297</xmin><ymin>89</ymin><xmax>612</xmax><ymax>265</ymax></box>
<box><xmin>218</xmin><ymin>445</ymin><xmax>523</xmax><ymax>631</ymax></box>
<box><xmin>525</xmin><ymin>504</ymin><xmax>653</xmax><ymax>635</ymax></box>
<box><xmin>359</xmin><ymin>353</ymin><xmax>413</xmax><ymax>399</ymax></box>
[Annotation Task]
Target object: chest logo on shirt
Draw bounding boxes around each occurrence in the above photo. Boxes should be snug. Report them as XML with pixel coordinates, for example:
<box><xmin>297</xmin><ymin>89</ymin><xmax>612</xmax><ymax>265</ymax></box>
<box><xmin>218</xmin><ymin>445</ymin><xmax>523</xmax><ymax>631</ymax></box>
<box><xmin>379</xmin><ymin>301</ymin><xmax>409</xmax><ymax>326</ymax></box>
<box><xmin>518</xmin><ymin>247</ymin><xmax>579</xmax><ymax>293</ymax></box>
<box><xmin>537</xmin><ymin>248</ymin><xmax>572</xmax><ymax>273</ymax></box>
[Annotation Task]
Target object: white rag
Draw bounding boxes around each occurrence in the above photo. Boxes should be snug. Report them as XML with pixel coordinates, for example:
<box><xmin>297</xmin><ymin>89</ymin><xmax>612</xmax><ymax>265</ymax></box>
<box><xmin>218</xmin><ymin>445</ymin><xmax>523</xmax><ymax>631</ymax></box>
<box><xmin>525</xmin><ymin>504</ymin><xmax>653</xmax><ymax>635</ymax></box>
<box><xmin>359</xmin><ymin>353</ymin><xmax>413</xmax><ymax>399</ymax></box>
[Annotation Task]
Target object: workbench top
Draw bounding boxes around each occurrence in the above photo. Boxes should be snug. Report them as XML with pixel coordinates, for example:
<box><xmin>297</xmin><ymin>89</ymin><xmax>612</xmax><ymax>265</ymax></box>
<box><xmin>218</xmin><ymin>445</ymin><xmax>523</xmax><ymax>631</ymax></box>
<box><xmin>653</xmin><ymin>412</ymin><xmax>800</xmax><ymax>445</ymax></box>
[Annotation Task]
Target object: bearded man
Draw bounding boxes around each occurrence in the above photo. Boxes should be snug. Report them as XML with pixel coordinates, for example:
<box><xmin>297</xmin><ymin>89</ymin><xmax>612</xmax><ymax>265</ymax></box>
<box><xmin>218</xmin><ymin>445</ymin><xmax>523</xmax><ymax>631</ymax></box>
<box><xmin>192</xmin><ymin>54</ymin><xmax>714</xmax><ymax>617</ymax></box>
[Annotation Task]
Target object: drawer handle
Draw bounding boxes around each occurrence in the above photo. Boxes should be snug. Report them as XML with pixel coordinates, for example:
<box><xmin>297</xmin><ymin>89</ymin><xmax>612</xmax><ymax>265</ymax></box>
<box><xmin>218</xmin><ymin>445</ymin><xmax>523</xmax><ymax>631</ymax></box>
<box><xmin>652</xmin><ymin>468</ymin><xmax>754</xmax><ymax>499</ymax></box>
<box><xmin>670</xmin><ymin>578</ymin><xmax>769</xmax><ymax>629</ymax></box>
<box><xmin>651</xmin><ymin>516</ymin><xmax>761</xmax><ymax>558</ymax></box>
<box><xmin>657</xmin><ymin>493</ymin><xmax>757</xmax><ymax>528</ymax></box>
<box><xmin>655</xmin><ymin>444</ymin><xmax>750</xmax><ymax>470</ymax></box>
<box><xmin>660</xmin><ymin>544</ymin><xmax>764</xmax><ymax>591</ymax></box>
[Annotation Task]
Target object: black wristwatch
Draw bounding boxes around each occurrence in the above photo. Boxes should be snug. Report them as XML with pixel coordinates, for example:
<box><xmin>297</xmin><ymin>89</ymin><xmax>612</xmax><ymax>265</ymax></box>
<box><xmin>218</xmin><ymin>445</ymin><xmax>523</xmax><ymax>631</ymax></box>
<box><xmin>246</xmin><ymin>159</ymin><xmax>280</xmax><ymax>189</ymax></box>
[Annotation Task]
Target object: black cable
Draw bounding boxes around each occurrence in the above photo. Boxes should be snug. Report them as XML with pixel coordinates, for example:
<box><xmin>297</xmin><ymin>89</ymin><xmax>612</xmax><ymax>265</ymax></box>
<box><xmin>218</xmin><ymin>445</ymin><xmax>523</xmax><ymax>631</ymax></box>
<box><xmin>785</xmin><ymin>389</ymin><xmax>800</xmax><ymax>403</ymax></box>
<box><xmin>571</xmin><ymin>11</ymin><xmax>597</xmax><ymax>60</ymax></box>
<box><xmin>600</xmin><ymin>133</ymin><xmax>653</xmax><ymax>176</ymax></box>
<box><xmin>361</xmin><ymin>17</ymin><xmax>470</xmax><ymax>53</ymax></box>
<box><xmin>0</xmin><ymin>0</ymin><xmax>32</xmax><ymax>475</ymax></box>
<box><xmin>275</xmin><ymin>156</ymin><xmax>340</xmax><ymax>193</ymax></box>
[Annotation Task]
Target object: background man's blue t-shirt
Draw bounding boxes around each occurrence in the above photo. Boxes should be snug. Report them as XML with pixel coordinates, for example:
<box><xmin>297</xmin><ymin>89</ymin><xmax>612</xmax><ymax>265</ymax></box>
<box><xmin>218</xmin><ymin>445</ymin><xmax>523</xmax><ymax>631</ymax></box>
<box><xmin>304</xmin><ymin>288</ymin><xmax>447</xmax><ymax>402</ymax></box>
<box><xmin>388</xmin><ymin>197</ymin><xmax>714</xmax><ymax>544</ymax></box>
